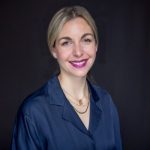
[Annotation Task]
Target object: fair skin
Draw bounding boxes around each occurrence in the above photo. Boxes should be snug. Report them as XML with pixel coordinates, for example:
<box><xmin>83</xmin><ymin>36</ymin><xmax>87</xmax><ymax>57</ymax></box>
<box><xmin>52</xmin><ymin>17</ymin><xmax>97</xmax><ymax>129</ymax></box>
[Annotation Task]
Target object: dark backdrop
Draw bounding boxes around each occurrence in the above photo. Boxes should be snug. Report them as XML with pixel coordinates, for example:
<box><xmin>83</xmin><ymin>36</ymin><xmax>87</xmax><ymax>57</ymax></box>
<box><xmin>0</xmin><ymin>0</ymin><xmax>150</xmax><ymax>150</ymax></box>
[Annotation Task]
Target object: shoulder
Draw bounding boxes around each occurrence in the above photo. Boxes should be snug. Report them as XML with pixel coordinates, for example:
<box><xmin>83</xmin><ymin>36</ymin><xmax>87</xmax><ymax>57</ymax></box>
<box><xmin>90</xmin><ymin>83</ymin><xmax>120</xmax><ymax>123</ymax></box>
<box><xmin>89</xmin><ymin>82</ymin><xmax>116</xmax><ymax>110</ymax></box>
<box><xmin>17</xmin><ymin>82</ymin><xmax>49</xmax><ymax>118</ymax></box>
<box><xmin>93</xmin><ymin>84</ymin><xmax>111</xmax><ymax>97</ymax></box>
<box><xmin>17</xmin><ymin>75</ymin><xmax>60</xmax><ymax>119</ymax></box>
<box><xmin>89</xmin><ymin>82</ymin><xmax>112</xmax><ymax>102</ymax></box>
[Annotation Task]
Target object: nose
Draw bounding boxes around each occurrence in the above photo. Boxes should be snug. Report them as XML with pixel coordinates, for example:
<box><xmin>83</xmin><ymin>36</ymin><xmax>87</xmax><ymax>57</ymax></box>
<box><xmin>73</xmin><ymin>43</ymin><xmax>83</xmax><ymax>57</ymax></box>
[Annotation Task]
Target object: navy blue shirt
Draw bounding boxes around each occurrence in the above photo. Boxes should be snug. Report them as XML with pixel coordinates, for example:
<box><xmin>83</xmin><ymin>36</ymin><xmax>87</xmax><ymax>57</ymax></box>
<box><xmin>11</xmin><ymin>75</ymin><xmax>122</xmax><ymax>150</ymax></box>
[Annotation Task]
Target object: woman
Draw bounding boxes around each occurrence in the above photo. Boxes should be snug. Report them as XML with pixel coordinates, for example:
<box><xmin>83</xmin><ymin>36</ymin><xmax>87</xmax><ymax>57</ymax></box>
<box><xmin>11</xmin><ymin>6</ymin><xmax>122</xmax><ymax>150</ymax></box>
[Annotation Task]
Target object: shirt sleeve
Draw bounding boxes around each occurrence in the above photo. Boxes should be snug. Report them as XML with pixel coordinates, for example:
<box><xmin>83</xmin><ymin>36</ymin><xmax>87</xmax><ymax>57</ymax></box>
<box><xmin>11</xmin><ymin>112</ymin><xmax>41</xmax><ymax>150</ymax></box>
<box><xmin>111</xmin><ymin>101</ymin><xmax>123</xmax><ymax>150</ymax></box>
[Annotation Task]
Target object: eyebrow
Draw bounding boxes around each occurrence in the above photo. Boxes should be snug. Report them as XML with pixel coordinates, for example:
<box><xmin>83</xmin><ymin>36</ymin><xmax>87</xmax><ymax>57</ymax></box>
<box><xmin>81</xmin><ymin>33</ymin><xmax>94</xmax><ymax>39</ymax></box>
<box><xmin>57</xmin><ymin>33</ymin><xmax>94</xmax><ymax>43</ymax></box>
<box><xmin>57</xmin><ymin>37</ymin><xmax>71</xmax><ymax>43</ymax></box>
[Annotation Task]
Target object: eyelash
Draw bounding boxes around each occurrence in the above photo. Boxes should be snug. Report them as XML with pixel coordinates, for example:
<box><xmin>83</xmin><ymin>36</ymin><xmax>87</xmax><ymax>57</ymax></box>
<box><xmin>83</xmin><ymin>38</ymin><xmax>92</xmax><ymax>43</ymax></box>
<box><xmin>61</xmin><ymin>41</ymin><xmax>72</xmax><ymax>46</ymax></box>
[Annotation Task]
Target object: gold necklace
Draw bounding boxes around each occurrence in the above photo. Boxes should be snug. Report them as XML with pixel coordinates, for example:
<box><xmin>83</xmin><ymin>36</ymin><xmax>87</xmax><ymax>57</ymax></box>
<box><xmin>59</xmin><ymin>78</ymin><xmax>90</xmax><ymax>114</ymax></box>
<box><xmin>73</xmin><ymin>100</ymin><xmax>90</xmax><ymax>114</ymax></box>
<box><xmin>62</xmin><ymin>87</ymin><xmax>87</xmax><ymax>106</ymax></box>
<box><xmin>62</xmin><ymin>88</ymin><xmax>90</xmax><ymax>114</ymax></box>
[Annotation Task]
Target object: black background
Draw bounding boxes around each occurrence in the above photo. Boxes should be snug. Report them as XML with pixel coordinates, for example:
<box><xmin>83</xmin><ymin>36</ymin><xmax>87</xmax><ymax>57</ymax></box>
<box><xmin>0</xmin><ymin>0</ymin><xmax>150</xmax><ymax>149</ymax></box>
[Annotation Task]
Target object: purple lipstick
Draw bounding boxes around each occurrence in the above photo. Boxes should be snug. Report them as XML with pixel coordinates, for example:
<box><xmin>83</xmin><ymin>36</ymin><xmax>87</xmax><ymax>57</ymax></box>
<box><xmin>70</xmin><ymin>59</ymin><xmax>88</xmax><ymax>68</ymax></box>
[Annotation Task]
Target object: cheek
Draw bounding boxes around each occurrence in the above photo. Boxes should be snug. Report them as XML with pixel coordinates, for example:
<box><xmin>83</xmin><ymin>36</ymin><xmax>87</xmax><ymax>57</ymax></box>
<box><xmin>56</xmin><ymin>50</ymin><xmax>71</xmax><ymax>61</ymax></box>
<box><xmin>85</xmin><ymin>46</ymin><xmax>97</xmax><ymax>56</ymax></box>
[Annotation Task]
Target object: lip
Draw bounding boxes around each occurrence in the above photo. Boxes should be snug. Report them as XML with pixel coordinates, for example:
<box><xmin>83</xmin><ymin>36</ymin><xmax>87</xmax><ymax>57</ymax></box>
<box><xmin>69</xmin><ymin>59</ymin><xmax>88</xmax><ymax>68</ymax></box>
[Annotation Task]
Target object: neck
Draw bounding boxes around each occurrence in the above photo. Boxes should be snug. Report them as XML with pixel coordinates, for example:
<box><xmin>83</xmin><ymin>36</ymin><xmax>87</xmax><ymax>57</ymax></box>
<box><xmin>58</xmin><ymin>73</ymin><xmax>88</xmax><ymax>99</ymax></box>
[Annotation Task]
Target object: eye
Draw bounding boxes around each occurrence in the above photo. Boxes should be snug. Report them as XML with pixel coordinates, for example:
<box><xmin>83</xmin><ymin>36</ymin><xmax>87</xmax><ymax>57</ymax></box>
<box><xmin>61</xmin><ymin>41</ymin><xmax>69</xmax><ymax>46</ymax></box>
<box><xmin>61</xmin><ymin>40</ymin><xmax>72</xmax><ymax>46</ymax></box>
<box><xmin>84</xmin><ymin>38</ymin><xmax>92</xmax><ymax>43</ymax></box>
<box><xmin>82</xmin><ymin>38</ymin><xmax>93</xmax><ymax>44</ymax></box>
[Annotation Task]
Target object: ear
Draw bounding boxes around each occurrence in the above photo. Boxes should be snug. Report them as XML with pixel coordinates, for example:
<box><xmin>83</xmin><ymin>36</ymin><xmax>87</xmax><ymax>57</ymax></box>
<box><xmin>95</xmin><ymin>45</ymin><xmax>98</xmax><ymax>52</ymax></box>
<box><xmin>51</xmin><ymin>47</ymin><xmax>58</xmax><ymax>59</ymax></box>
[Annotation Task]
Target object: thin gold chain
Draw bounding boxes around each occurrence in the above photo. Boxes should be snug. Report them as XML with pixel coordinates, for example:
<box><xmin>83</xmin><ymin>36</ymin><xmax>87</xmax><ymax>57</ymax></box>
<box><xmin>62</xmin><ymin>87</ymin><xmax>90</xmax><ymax>114</ymax></box>
<box><xmin>62</xmin><ymin>87</ymin><xmax>88</xmax><ymax>106</ymax></box>
<box><xmin>59</xmin><ymin>79</ymin><xmax>90</xmax><ymax>114</ymax></box>
<box><xmin>72</xmin><ymin>97</ymin><xmax>90</xmax><ymax>114</ymax></box>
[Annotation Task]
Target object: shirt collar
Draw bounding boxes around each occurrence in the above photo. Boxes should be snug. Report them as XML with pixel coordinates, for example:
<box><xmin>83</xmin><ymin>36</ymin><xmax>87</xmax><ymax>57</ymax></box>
<box><xmin>47</xmin><ymin>74</ymin><xmax>102</xmax><ymax>111</ymax></box>
<box><xmin>47</xmin><ymin>74</ymin><xmax>103</xmax><ymax>134</ymax></box>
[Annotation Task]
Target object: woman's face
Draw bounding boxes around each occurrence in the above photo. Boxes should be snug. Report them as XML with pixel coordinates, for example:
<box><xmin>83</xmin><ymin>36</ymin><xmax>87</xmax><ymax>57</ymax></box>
<box><xmin>52</xmin><ymin>17</ymin><xmax>97</xmax><ymax>79</ymax></box>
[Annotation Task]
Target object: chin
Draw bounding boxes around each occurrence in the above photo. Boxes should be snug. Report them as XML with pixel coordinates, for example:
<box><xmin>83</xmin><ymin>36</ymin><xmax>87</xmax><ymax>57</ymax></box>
<box><xmin>69</xmin><ymin>69</ymin><xmax>90</xmax><ymax>78</ymax></box>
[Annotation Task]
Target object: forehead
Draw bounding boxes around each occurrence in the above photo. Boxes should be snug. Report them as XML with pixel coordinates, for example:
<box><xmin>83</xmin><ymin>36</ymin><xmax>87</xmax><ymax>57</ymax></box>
<box><xmin>57</xmin><ymin>17</ymin><xmax>93</xmax><ymax>38</ymax></box>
